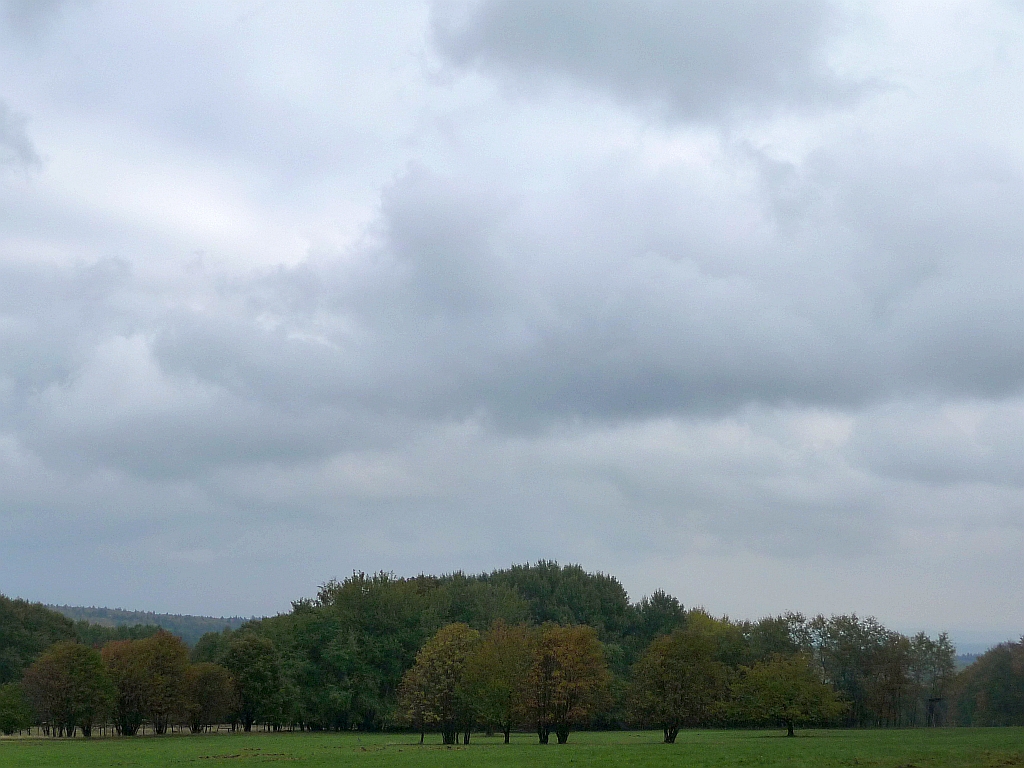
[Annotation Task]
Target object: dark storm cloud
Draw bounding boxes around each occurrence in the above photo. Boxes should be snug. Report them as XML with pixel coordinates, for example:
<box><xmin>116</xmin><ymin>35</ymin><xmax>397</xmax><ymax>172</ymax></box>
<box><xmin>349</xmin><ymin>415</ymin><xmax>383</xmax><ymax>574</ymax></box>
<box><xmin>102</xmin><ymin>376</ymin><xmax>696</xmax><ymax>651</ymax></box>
<box><xmin>433</xmin><ymin>0</ymin><xmax>857</xmax><ymax>119</ymax></box>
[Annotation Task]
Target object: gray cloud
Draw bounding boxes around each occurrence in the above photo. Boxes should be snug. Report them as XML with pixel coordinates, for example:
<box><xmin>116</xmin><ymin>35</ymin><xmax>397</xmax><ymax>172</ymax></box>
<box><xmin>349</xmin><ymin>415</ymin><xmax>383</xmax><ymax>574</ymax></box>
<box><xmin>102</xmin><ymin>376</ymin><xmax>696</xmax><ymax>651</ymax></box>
<box><xmin>0</xmin><ymin>100</ymin><xmax>39</xmax><ymax>169</ymax></box>
<box><xmin>433</xmin><ymin>0</ymin><xmax>858</xmax><ymax>120</ymax></box>
<box><xmin>0</xmin><ymin>0</ymin><xmax>71</xmax><ymax>41</ymax></box>
<box><xmin>0</xmin><ymin>2</ymin><xmax>1022</xmax><ymax>638</ymax></box>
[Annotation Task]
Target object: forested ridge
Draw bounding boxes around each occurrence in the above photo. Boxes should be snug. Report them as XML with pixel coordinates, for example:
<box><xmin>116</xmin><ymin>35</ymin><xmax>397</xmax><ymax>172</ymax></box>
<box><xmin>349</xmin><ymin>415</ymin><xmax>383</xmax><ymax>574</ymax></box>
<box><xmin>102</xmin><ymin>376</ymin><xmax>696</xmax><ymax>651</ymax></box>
<box><xmin>47</xmin><ymin>606</ymin><xmax>248</xmax><ymax>647</ymax></box>
<box><xmin>0</xmin><ymin>562</ymin><xmax>1021</xmax><ymax>741</ymax></box>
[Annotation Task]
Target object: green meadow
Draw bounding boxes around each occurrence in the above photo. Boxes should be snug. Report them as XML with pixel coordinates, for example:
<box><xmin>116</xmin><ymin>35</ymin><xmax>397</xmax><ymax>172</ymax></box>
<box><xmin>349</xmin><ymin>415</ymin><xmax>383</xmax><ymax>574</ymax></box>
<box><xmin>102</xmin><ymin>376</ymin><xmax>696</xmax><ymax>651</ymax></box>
<box><xmin>2</xmin><ymin>728</ymin><xmax>1024</xmax><ymax>768</ymax></box>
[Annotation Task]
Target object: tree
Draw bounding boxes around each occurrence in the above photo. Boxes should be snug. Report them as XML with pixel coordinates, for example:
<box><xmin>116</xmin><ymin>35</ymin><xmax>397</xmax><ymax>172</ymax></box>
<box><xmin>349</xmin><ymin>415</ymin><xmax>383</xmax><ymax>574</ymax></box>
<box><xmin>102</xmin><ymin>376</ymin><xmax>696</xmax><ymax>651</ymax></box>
<box><xmin>462</xmin><ymin>621</ymin><xmax>534</xmax><ymax>743</ymax></box>
<box><xmin>864</xmin><ymin>632</ymin><xmax>913</xmax><ymax>727</ymax></box>
<box><xmin>420</xmin><ymin>574</ymin><xmax>530</xmax><ymax>633</ymax></box>
<box><xmin>398</xmin><ymin>623</ymin><xmax>480</xmax><ymax>744</ymax></box>
<box><xmin>101</xmin><ymin>640</ymin><xmax>150</xmax><ymax>736</ymax></box>
<box><xmin>627</xmin><ymin>591</ymin><xmax>686</xmax><ymax>652</ymax></box>
<box><xmin>485</xmin><ymin>562</ymin><xmax>633</xmax><ymax>642</ymax></box>
<box><xmin>137</xmin><ymin>631</ymin><xmax>189</xmax><ymax>734</ymax></box>
<box><xmin>0</xmin><ymin>682</ymin><xmax>33</xmax><ymax>735</ymax></box>
<box><xmin>954</xmin><ymin>639</ymin><xmax>1024</xmax><ymax>726</ymax></box>
<box><xmin>191</xmin><ymin>628</ymin><xmax>233</xmax><ymax>665</ymax></box>
<box><xmin>398</xmin><ymin>660</ymin><xmax>429</xmax><ymax>743</ymax></box>
<box><xmin>732</xmin><ymin>653</ymin><xmax>846</xmax><ymax>736</ymax></box>
<box><xmin>743</xmin><ymin>613</ymin><xmax>808</xmax><ymax>664</ymax></box>
<box><xmin>523</xmin><ymin>624</ymin><xmax>611</xmax><ymax>744</ymax></box>
<box><xmin>908</xmin><ymin>632</ymin><xmax>956</xmax><ymax>726</ymax></box>
<box><xmin>184</xmin><ymin>663</ymin><xmax>235</xmax><ymax>733</ymax></box>
<box><xmin>808</xmin><ymin>614</ymin><xmax>911</xmax><ymax>727</ymax></box>
<box><xmin>74</xmin><ymin>621</ymin><xmax>159</xmax><ymax>648</ymax></box>
<box><xmin>224</xmin><ymin>634</ymin><xmax>282</xmax><ymax>731</ymax></box>
<box><xmin>302</xmin><ymin>571</ymin><xmax>432</xmax><ymax>731</ymax></box>
<box><xmin>628</xmin><ymin>625</ymin><xmax>730</xmax><ymax>743</ymax></box>
<box><xmin>0</xmin><ymin>595</ymin><xmax>76</xmax><ymax>684</ymax></box>
<box><xmin>21</xmin><ymin>642</ymin><xmax>112</xmax><ymax>737</ymax></box>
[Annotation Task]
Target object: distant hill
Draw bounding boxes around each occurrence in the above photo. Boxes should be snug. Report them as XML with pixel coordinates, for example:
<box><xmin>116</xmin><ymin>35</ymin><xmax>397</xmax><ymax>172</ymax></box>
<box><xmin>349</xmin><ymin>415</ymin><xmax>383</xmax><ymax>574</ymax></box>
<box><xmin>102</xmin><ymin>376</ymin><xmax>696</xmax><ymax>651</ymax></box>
<box><xmin>47</xmin><ymin>605</ymin><xmax>251</xmax><ymax>647</ymax></box>
<box><xmin>957</xmin><ymin>653</ymin><xmax>979</xmax><ymax>670</ymax></box>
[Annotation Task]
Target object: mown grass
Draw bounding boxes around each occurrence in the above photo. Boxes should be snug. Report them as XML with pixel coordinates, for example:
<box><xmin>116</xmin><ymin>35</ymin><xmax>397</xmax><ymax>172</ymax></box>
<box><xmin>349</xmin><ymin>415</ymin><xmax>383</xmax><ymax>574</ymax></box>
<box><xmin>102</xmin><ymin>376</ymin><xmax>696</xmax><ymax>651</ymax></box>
<box><xmin>2</xmin><ymin>728</ymin><xmax>1023</xmax><ymax>768</ymax></box>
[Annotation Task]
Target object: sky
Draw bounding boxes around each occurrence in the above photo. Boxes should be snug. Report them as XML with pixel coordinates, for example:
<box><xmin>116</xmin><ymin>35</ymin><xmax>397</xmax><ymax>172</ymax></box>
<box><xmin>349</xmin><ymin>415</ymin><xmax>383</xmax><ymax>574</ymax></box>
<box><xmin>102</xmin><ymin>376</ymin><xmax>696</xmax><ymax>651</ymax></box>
<box><xmin>0</xmin><ymin>0</ymin><xmax>1022</xmax><ymax>651</ymax></box>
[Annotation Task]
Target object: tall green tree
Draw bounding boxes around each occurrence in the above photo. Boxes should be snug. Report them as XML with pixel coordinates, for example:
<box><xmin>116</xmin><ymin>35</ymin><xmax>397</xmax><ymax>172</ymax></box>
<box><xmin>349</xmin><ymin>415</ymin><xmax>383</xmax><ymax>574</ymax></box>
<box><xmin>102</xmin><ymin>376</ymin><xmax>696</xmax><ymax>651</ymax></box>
<box><xmin>485</xmin><ymin>562</ymin><xmax>632</xmax><ymax>642</ymax></box>
<box><xmin>224</xmin><ymin>634</ymin><xmax>282</xmax><ymax>732</ymax></box>
<box><xmin>21</xmin><ymin>642</ymin><xmax>112</xmax><ymax>737</ymax></box>
<box><xmin>302</xmin><ymin>572</ymin><xmax>429</xmax><ymax>730</ymax></box>
<box><xmin>732</xmin><ymin>653</ymin><xmax>846</xmax><ymax>736</ymax></box>
<box><xmin>420</xmin><ymin>574</ymin><xmax>530</xmax><ymax>632</ymax></box>
<box><xmin>626</xmin><ymin>591</ymin><xmax>686</xmax><ymax>653</ymax></box>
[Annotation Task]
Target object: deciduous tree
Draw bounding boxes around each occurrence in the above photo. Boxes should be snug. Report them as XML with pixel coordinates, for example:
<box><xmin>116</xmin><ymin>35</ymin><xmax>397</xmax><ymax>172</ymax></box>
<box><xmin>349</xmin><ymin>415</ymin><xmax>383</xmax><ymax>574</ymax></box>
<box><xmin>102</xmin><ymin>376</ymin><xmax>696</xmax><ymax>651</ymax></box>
<box><xmin>628</xmin><ymin>625</ymin><xmax>730</xmax><ymax>743</ymax></box>
<box><xmin>398</xmin><ymin>623</ymin><xmax>480</xmax><ymax>744</ymax></box>
<box><xmin>21</xmin><ymin>642</ymin><xmax>111</xmax><ymax>737</ymax></box>
<box><xmin>0</xmin><ymin>682</ymin><xmax>33</xmax><ymax>735</ymax></box>
<box><xmin>731</xmin><ymin>653</ymin><xmax>846</xmax><ymax>736</ymax></box>
<box><xmin>954</xmin><ymin>639</ymin><xmax>1024</xmax><ymax>726</ymax></box>
<box><xmin>184</xmin><ymin>662</ymin><xmax>235</xmax><ymax>733</ymax></box>
<box><xmin>462</xmin><ymin>621</ymin><xmax>534</xmax><ymax>743</ymax></box>
<box><xmin>137</xmin><ymin>631</ymin><xmax>189</xmax><ymax>734</ymax></box>
<box><xmin>0</xmin><ymin>596</ymin><xmax>76</xmax><ymax>685</ymax></box>
<box><xmin>523</xmin><ymin>624</ymin><xmax>610</xmax><ymax>744</ymax></box>
<box><xmin>101</xmin><ymin>640</ymin><xmax>149</xmax><ymax>736</ymax></box>
<box><xmin>224</xmin><ymin>634</ymin><xmax>282</xmax><ymax>732</ymax></box>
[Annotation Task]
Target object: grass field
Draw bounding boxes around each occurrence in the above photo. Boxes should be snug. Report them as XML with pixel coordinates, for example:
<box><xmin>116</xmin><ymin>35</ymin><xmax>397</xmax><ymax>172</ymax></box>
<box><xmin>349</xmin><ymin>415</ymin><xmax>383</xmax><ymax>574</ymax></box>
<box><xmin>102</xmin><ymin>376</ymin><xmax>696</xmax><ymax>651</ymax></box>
<box><xmin>2</xmin><ymin>728</ymin><xmax>1023</xmax><ymax>768</ymax></box>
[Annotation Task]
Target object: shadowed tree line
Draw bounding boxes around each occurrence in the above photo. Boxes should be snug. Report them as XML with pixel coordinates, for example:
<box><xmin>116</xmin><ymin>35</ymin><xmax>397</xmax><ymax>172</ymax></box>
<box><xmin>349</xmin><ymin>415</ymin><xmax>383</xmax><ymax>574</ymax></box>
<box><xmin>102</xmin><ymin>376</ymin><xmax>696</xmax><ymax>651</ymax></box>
<box><xmin>0</xmin><ymin>562</ymin><xmax>1019</xmax><ymax>739</ymax></box>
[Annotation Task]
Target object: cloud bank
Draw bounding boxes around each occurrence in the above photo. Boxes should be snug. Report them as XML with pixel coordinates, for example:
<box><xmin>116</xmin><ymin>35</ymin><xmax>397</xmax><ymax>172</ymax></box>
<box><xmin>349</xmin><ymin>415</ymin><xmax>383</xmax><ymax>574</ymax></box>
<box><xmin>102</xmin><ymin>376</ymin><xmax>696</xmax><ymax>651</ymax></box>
<box><xmin>0</xmin><ymin>1</ymin><xmax>1022</xmax><ymax>647</ymax></box>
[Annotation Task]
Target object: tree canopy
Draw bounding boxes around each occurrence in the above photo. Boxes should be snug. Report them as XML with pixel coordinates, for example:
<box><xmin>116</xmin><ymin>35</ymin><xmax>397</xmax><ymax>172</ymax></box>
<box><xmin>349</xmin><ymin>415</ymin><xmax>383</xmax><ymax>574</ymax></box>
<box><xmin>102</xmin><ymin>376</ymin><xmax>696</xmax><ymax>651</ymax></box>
<box><xmin>732</xmin><ymin>653</ymin><xmax>846</xmax><ymax>736</ymax></box>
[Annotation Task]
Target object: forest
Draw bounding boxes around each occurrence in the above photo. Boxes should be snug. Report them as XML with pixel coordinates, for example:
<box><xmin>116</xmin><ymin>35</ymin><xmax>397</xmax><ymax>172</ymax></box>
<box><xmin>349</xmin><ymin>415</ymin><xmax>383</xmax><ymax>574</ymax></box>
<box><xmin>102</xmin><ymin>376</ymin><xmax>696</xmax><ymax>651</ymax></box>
<box><xmin>0</xmin><ymin>562</ymin><xmax>1020</xmax><ymax>742</ymax></box>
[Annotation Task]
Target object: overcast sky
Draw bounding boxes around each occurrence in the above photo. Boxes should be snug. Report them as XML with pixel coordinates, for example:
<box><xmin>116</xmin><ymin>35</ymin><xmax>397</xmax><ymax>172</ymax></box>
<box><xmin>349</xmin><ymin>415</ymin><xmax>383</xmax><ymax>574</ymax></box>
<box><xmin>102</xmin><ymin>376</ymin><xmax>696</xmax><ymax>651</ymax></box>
<box><xmin>0</xmin><ymin>0</ymin><xmax>1022</xmax><ymax>650</ymax></box>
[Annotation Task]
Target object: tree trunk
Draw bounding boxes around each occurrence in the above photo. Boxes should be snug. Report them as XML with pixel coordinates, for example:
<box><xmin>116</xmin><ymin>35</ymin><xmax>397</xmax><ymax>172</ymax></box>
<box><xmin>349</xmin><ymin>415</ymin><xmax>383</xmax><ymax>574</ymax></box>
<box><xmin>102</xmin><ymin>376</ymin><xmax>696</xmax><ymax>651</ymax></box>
<box><xmin>419</xmin><ymin>729</ymin><xmax>424</xmax><ymax>744</ymax></box>
<box><xmin>504</xmin><ymin>727</ymin><xmax>510</xmax><ymax>744</ymax></box>
<box><xmin>463</xmin><ymin>730</ymin><xmax>470</xmax><ymax>744</ymax></box>
<box><xmin>787</xmin><ymin>722</ymin><xmax>795</xmax><ymax>737</ymax></box>
<box><xmin>555</xmin><ymin>724</ymin><xmax>570</xmax><ymax>744</ymax></box>
<box><xmin>537</xmin><ymin>724</ymin><xmax>549</xmax><ymax>744</ymax></box>
<box><xmin>664</xmin><ymin>726</ymin><xmax>679</xmax><ymax>744</ymax></box>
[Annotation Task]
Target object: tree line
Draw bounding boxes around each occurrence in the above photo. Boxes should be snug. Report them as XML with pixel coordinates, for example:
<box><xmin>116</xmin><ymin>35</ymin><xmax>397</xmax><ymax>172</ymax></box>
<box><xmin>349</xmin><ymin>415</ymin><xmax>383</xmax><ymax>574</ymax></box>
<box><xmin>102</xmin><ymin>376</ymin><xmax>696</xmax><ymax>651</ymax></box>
<box><xmin>47</xmin><ymin>606</ymin><xmax>248</xmax><ymax>648</ymax></box>
<box><xmin>0</xmin><ymin>562</ymin><xmax>1020</xmax><ymax>739</ymax></box>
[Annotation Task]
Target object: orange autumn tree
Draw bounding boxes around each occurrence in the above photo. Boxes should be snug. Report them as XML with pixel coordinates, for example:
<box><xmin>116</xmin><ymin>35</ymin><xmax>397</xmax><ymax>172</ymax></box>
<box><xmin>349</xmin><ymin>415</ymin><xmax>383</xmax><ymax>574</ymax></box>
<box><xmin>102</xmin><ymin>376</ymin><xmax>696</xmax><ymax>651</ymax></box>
<box><xmin>522</xmin><ymin>624</ymin><xmax>610</xmax><ymax>744</ymax></box>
